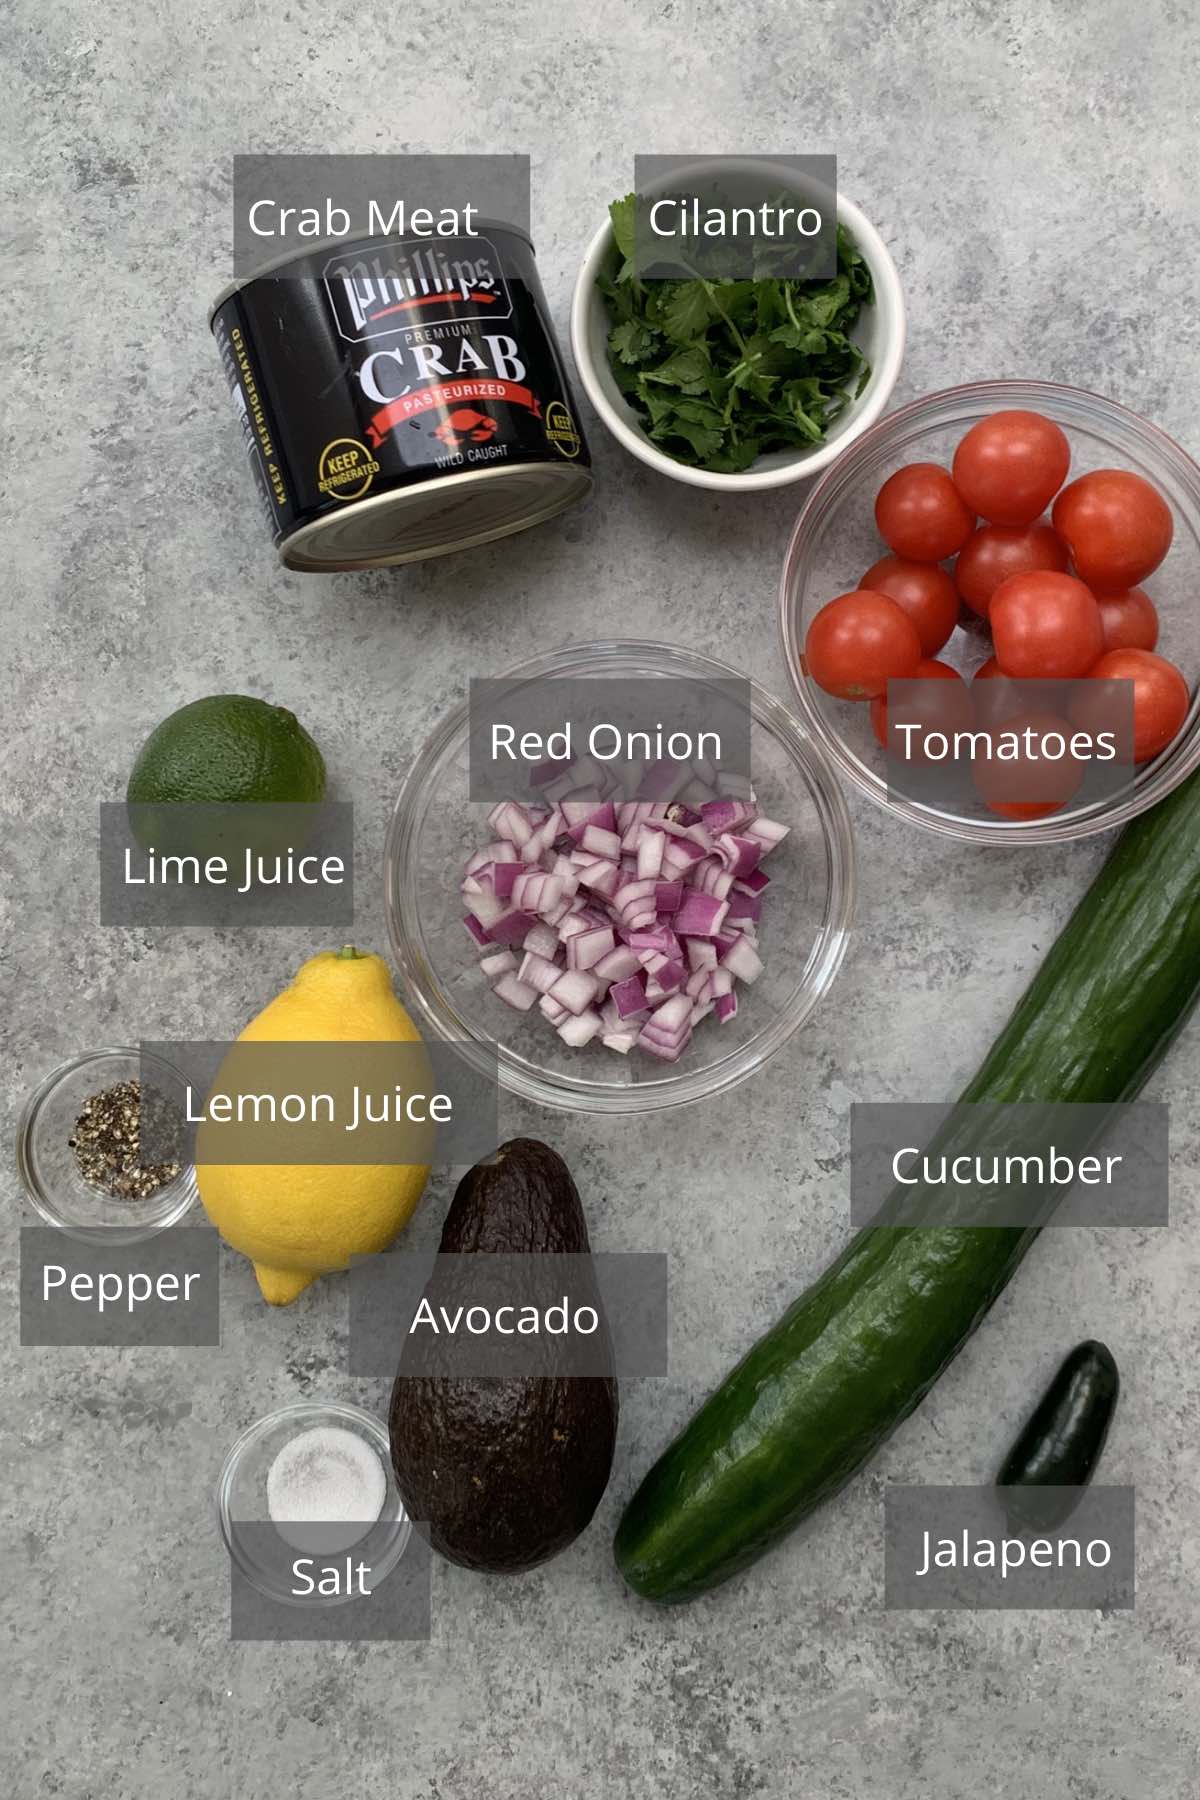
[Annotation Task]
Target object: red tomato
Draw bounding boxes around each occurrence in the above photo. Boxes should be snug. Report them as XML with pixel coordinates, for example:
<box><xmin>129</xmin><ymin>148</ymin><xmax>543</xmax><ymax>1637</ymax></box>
<box><xmin>874</xmin><ymin>463</ymin><xmax>976</xmax><ymax>561</ymax></box>
<box><xmin>951</xmin><ymin>411</ymin><xmax>1071</xmax><ymax>526</ymax></box>
<box><xmin>991</xmin><ymin>570</ymin><xmax>1104</xmax><ymax>679</ymax></box>
<box><xmin>804</xmin><ymin>590</ymin><xmax>923</xmax><ymax>700</ymax></box>
<box><xmin>972</xmin><ymin>708</ymin><xmax>1086</xmax><ymax>820</ymax></box>
<box><xmin>1079</xmin><ymin>648</ymin><xmax>1190</xmax><ymax>763</ymax></box>
<box><xmin>1051</xmin><ymin>470</ymin><xmax>1174</xmax><ymax>592</ymax></box>
<box><xmin>957</xmin><ymin>599</ymin><xmax>993</xmax><ymax>644</ymax></box>
<box><xmin>971</xmin><ymin>654</ymin><xmax>1026</xmax><ymax>729</ymax></box>
<box><xmin>1097</xmin><ymin>587</ymin><xmax>1159</xmax><ymax>653</ymax></box>
<box><xmin>869</xmin><ymin>658</ymin><xmax>969</xmax><ymax>752</ymax></box>
<box><xmin>954</xmin><ymin>521</ymin><xmax>1069</xmax><ymax>617</ymax></box>
<box><xmin>860</xmin><ymin>555</ymin><xmax>960</xmax><ymax>656</ymax></box>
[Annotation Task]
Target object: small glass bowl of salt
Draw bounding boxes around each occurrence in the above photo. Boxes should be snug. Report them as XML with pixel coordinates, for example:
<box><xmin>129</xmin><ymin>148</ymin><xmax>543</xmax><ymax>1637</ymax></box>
<box><xmin>216</xmin><ymin>1400</ymin><xmax>411</xmax><ymax>1607</ymax></box>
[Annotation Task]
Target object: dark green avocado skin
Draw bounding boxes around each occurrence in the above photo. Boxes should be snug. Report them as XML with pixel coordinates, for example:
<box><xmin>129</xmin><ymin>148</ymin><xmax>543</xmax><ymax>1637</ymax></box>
<box><xmin>388</xmin><ymin>1139</ymin><xmax>619</xmax><ymax>1573</ymax></box>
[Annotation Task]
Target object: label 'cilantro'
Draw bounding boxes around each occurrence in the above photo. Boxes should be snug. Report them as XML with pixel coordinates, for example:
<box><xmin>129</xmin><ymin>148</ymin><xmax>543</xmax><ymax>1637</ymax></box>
<box><xmin>596</xmin><ymin>196</ymin><xmax>874</xmax><ymax>474</ymax></box>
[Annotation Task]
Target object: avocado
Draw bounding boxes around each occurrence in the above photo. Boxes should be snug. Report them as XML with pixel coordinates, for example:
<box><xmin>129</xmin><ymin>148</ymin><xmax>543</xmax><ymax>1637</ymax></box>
<box><xmin>388</xmin><ymin>1138</ymin><xmax>618</xmax><ymax>1572</ymax></box>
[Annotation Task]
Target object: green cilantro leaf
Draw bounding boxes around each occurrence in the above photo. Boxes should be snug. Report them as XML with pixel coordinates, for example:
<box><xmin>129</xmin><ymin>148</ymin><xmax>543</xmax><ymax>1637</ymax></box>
<box><xmin>595</xmin><ymin>206</ymin><xmax>875</xmax><ymax>474</ymax></box>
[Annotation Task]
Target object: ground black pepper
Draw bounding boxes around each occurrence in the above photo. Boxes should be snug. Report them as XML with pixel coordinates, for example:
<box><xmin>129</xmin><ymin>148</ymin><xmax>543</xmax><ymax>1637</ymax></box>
<box><xmin>68</xmin><ymin>1080</ymin><xmax>181</xmax><ymax>1200</ymax></box>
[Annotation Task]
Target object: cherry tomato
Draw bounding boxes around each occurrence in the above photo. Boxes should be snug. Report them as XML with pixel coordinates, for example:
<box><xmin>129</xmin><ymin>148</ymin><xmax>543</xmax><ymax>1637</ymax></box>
<box><xmin>1077</xmin><ymin>648</ymin><xmax>1190</xmax><ymax>763</ymax></box>
<box><xmin>990</xmin><ymin>570</ymin><xmax>1104</xmax><ymax>679</ymax></box>
<box><xmin>957</xmin><ymin>600</ymin><xmax>993</xmax><ymax>644</ymax></box>
<box><xmin>804</xmin><ymin>590</ymin><xmax>923</xmax><ymax>700</ymax></box>
<box><xmin>1097</xmin><ymin>587</ymin><xmax>1159</xmax><ymax>653</ymax></box>
<box><xmin>972</xmin><ymin>708</ymin><xmax>1086</xmax><ymax>820</ymax></box>
<box><xmin>860</xmin><ymin>555</ymin><xmax>960</xmax><ymax>656</ymax></box>
<box><xmin>951</xmin><ymin>410</ymin><xmax>1071</xmax><ymax>526</ymax></box>
<box><xmin>971</xmin><ymin>654</ymin><xmax>1026</xmax><ymax>729</ymax></box>
<box><xmin>869</xmin><ymin>658</ymin><xmax>969</xmax><ymax>752</ymax></box>
<box><xmin>954</xmin><ymin>521</ymin><xmax>1069</xmax><ymax>617</ymax></box>
<box><xmin>875</xmin><ymin>463</ymin><xmax>976</xmax><ymax>562</ymax></box>
<box><xmin>1051</xmin><ymin>469</ymin><xmax>1174</xmax><ymax>592</ymax></box>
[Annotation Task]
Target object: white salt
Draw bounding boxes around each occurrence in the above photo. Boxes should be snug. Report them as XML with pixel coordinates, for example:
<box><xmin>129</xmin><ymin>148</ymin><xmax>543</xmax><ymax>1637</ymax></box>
<box><xmin>267</xmin><ymin>1425</ymin><xmax>386</xmax><ymax>1527</ymax></box>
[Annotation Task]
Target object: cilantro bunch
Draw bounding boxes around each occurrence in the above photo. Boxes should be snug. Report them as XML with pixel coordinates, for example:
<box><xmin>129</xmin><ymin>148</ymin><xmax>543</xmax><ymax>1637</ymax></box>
<box><xmin>596</xmin><ymin>195</ymin><xmax>875</xmax><ymax>474</ymax></box>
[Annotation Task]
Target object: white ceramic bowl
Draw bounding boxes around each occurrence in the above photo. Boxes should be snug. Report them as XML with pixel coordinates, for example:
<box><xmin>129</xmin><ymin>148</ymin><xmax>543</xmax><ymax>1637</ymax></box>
<box><xmin>570</xmin><ymin>186</ymin><xmax>905</xmax><ymax>492</ymax></box>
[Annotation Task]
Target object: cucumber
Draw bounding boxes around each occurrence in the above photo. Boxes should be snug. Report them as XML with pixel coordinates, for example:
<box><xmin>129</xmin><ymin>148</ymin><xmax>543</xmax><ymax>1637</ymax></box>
<box><xmin>997</xmin><ymin>1339</ymin><xmax>1119</xmax><ymax>1531</ymax></box>
<box><xmin>616</xmin><ymin>770</ymin><xmax>1200</xmax><ymax>1603</ymax></box>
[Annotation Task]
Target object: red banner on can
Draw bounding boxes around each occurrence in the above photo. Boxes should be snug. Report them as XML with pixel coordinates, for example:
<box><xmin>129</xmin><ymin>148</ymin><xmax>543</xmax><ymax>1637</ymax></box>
<box><xmin>366</xmin><ymin>379</ymin><xmax>542</xmax><ymax>448</ymax></box>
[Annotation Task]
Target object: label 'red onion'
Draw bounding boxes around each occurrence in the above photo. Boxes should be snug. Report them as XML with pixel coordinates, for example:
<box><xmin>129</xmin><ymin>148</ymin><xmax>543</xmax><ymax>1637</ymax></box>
<box><xmin>210</xmin><ymin>226</ymin><xmax>591</xmax><ymax>571</ymax></box>
<box><xmin>460</xmin><ymin>771</ymin><xmax>788</xmax><ymax>1064</ymax></box>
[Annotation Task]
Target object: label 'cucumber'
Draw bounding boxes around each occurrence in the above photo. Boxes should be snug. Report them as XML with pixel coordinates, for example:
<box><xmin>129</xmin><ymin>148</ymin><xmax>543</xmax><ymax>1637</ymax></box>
<box><xmin>616</xmin><ymin>770</ymin><xmax>1200</xmax><ymax>1603</ymax></box>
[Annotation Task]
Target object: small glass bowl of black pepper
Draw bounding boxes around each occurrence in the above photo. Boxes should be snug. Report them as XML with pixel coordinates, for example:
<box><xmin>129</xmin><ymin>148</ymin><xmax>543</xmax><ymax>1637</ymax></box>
<box><xmin>16</xmin><ymin>1047</ymin><xmax>198</xmax><ymax>1240</ymax></box>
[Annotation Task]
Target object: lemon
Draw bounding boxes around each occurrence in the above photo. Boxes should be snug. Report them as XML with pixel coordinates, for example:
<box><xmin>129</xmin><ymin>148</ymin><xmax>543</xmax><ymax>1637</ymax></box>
<box><xmin>195</xmin><ymin>947</ymin><xmax>430</xmax><ymax>1305</ymax></box>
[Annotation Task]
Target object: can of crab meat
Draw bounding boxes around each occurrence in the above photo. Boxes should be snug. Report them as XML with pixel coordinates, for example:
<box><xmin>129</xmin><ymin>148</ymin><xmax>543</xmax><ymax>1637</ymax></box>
<box><xmin>209</xmin><ymin>223</ymin><xmax>591</xmax><ymax>570</ymax></box>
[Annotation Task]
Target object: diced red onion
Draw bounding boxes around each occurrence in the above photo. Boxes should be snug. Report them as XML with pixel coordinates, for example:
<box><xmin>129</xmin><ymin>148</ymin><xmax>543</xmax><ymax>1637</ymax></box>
<box><xmin>468</xmin><ymin>783</ymin><xmax>786</xmax><ymax>1062</ymax></box>
<box><xmin>627</xmin><ymin>924</ymin><xmax>680</xmax><ymax>960</ymax></box>
<box><xmin>480</xmin><ymin>949</ymin><xmax>517</xmax><ymax>977</ymax></box>
<box><xmin>580</xmin><ymin>823</ymin><xmax>621</xmax><ymax>859</ymax></box>
<box><xmin>661</xmin><ymin>836</ymin><xmax>705</xmax><ymax>873</ymax></box>
<box><xmin>726</xmin><ymin>891</ymin><xmax>762</xmax><ymax>925</ymax></box>
<box><xmin>717</xmin><ymin>833</ymin><xmax>763</xmax><ymax>879</ymax></box>
<box><xmin>484</xmin><ymin>909</ymin><xmax>538</xmax><ymax>945</ymax></box>
<box><xmin>466</xmin><ymin>885</ymin><xmax>504</xmax><ymax>926</ymax></box>
<box><xmin>488</xmin><ymin>801</ymin><xmax>535</xmax><ymax>846</ymax></box>
<box><xmin>518</xmin><ymin>950</ymin><xmax>562</xmax><ymax>994</ymax></box>
<box><xmin>700</xmin><ymin>796</ymin><xmax>756</xmax><ymax>834</ymax></box>
<box><xmin>548</xmin><ymin>969</ymin><xmax>599</xmax><ymax>1015</ymax></box>
<box><xmin>566</xmin><ymin>925</ymin><xmax>616</xmax><ymax>972</ymax></box>
<box><xmin>723</xmin><ymin>937</ymin><xmax>763</xmax><ymax>983</ymax></box>
<box><xmin>523</xmin><ymin>921</ymin><xmax>559</xmax><ymax>959</ymax></box>
<box><xmin>637</xmin><ymin>828</ymin><xmax>666</xmax><ymax>879</ymax></box>
<box><xmin>463</xmin><ymin>913</ymin><xmax>490</xmax><ymax>947</ymax></box>
<box><xmin>491</xmin><ymin>861</ymin><xmax>522</xmax><ymax>900</ymax></box>
<box><xmin>645</xmin><ymin>993</ymin><xmax>692</xmax><ymax>1037</ymax></box>
<box><xmin>639</xmin><ymin>761</ymin><xmax>689</xmax><ymax>803</ymax></box>
<box><xmin>745</xmin><ymin>816</ymin><xmax>789</xmax><ymax>849</ymax></box>
<box><xmin>593</xmin><ymin>945</ymin><xmax>640</xmax><ymax>982</ymax></box>
<box><xmin>673</xmin><ymin>892</ymin><xmax>729</xmax><ymax>938</ymax></box>
<box><xmin>493</xmin><ymin>972</ymin><xmax>538</xmax><ymax>1011</ymax></box>
<box><xmin>578</xmin><ymin>860</ymin><xmax>620</xmax><ymax>899</ymax></box>
<box><xmin>611</xmin><ymin>972</ymin><xmax>650</xmax><ymax>1019</ymax></box>
<box><xmin>530</xmin><ymin>754</ymin><xmax>573</xmax><ymax>788</ymax></box>
<box><xmin>558</xmin><ymin>1008</ymin><xmax>603</xmax><ymax>1047</ymax></box>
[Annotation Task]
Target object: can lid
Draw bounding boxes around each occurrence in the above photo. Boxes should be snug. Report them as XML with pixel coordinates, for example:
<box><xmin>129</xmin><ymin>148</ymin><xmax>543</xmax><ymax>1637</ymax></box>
<box><xmin>279</xmin><ymin>461</ymin><xmax>591</xmax><ymax>572</ymax></box>
<box><xmin>208</xmin><ymin>219</ymin><xmax>536</xmax><ymax>324</ymax></box>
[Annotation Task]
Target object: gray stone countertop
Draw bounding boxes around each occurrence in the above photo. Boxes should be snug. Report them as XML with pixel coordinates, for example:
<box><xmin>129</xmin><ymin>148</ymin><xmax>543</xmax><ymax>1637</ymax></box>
<box><xmin>4</xmin><ymin>2</ymin><xmax>1197</xmax><ymax>1795</ymax></box>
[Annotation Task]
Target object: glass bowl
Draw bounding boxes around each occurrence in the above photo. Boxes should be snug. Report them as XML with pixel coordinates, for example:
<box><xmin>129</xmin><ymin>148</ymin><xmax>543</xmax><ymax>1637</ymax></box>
<box><xmin>385</xmin><ymin>640</ymin><xmax>855</xmax><ymax>1114</ymax></box>
<box><xmin>779</xmin><ymin>380</ymin><xmax>1200</xmax><ymax>843</ymax></box>
<box><xmin>16</xmin><ymin>1047</ymin><xmax>198</xmax><ymax>1241</ymax></box>
<box><xmin>215</xmin><ymin>1400</ymin><xmax>411</xmax><ymax>1608</ymax></box>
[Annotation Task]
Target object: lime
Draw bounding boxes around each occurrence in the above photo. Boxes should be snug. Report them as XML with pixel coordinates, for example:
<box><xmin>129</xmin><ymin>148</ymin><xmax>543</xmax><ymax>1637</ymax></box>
<box><xmin>127</xmin><ymin>695</ymin><xmax>326</xmax><ymax>807</ymax></box>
